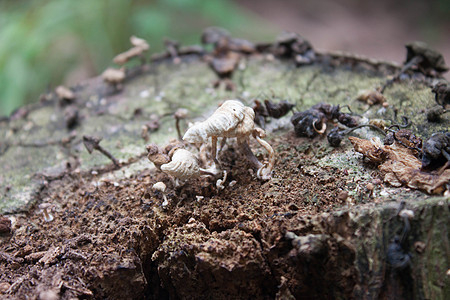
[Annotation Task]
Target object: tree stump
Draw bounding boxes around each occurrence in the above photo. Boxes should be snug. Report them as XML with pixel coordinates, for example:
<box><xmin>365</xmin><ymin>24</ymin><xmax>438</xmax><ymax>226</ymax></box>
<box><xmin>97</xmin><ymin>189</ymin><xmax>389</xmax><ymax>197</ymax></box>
<box><xmin>0</xmin><ymin>34</ymin><xmax>448</xmax><ymax>299</ymax></box>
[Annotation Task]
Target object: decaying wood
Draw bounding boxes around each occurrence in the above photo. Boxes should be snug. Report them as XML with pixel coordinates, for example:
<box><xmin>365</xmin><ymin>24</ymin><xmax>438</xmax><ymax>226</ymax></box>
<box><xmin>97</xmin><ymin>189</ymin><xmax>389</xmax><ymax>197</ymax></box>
<box><xmin>0</xmin><ymin>32</ymin><xmax>449</xmax><ymax>299</ymax></box>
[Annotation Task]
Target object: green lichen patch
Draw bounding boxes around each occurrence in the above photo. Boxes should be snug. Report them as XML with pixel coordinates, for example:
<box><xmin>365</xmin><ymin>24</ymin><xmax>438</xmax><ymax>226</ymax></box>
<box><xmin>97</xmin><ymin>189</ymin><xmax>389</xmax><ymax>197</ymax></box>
<box><xmin>0</xmin><ymin>145</ymin><xmax>63</xmax><ymax>213</ymax></box>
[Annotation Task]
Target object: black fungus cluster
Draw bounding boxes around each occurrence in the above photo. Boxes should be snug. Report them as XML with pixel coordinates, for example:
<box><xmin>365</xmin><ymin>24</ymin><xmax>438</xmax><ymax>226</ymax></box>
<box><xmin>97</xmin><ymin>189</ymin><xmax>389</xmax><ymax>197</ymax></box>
<box><xmin>291</xmin><ymin>108</ymin><xmax>325</xmax><ymax>138</ymax></box>
<box><xmin>387</xmin><ymin>236</ymin><xmax>411</xmax><ymax>271</ymax></box>
<box><xmin>421</xmin><ymin>132</ymin><xmax>450</xmax><ymax>171</ymax></box>
<box><xmin>254</xmin><ymin>99</ymin><xmax>295</xmax><ymax>128</ymax></box>
<box><xmin>291</xmin><ymin>103</ymin><xmax>359</xmax><ymax>139</ymax></box>
<box><xmin>327</xmin><ymin>127</ymin><xmax>345</xmax><ymax>147</ymax></box>
<box><xmin>273</xmin><ymin>32</ymin><xmax>316</xmax><ymax>65</ymax></box>
<box><xmin>426</xmin><ymin>105</ymin><xmax>447</xmax><ymax>123</ymax></box>
<box><xmin>405</xmin><ymin>42</ymin><xmax>448</xmax><ymax>75</ymax></box>
<box><xmin>431</xmin><ymin>80</ymin><xmax>450</xmax><ymax>108</ymax></box>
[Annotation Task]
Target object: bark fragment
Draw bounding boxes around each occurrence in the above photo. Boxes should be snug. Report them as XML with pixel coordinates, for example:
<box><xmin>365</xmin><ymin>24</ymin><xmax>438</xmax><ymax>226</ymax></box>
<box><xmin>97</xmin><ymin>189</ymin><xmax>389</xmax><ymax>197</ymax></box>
<box><xmin>349</xmin><ymin>137</ymin><xmax>449</xmax><ymax>194</ymax></box>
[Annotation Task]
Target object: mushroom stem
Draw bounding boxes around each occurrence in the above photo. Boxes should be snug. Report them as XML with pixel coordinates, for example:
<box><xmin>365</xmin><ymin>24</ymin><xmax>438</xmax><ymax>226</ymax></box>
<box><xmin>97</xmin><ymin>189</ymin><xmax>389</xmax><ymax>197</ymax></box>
<box><xmin>211</xmin><ymin>136</ymin><xmax>221</xmax><ymax>168</ymax></box>
<box><xmin>199</xmin><ymin>167</ymin><xmax>221</xmax><ymax>177</ymax></box>
<box><xmin>254</xmin><ymin>135</ymin><xmax>275</xmax><ymax>180</ymax></box>
<box><xmin>175</xmin><ymin>118</ymin><xmax>182</xmax><ymax>140</ymax></box>
<box><xmin>238</xmin><ymin>139</ymin><xmax>263</xmax><ymax>169</ymax></box>
<box><xmin>400</xmin><ymin>55</ymin><xmax>424</xmax><ymax>73</ymax></box>
<box><xmin>174</xmin><ymin>108</ymin><xmax>188</xmax><ymax>141</ymax></box>
<box><xmin>161</xmin><ymin>194</ymin><xmax>169</xmax><ymax>207</ymax></box>
<box><xmin>219</xmin><ymin>137</ymin><xmax>227</xmax><ymax>151</ymax></box>
<box><xmin>43</xmin><ymin>208</ymin><xmax>54</xmax><ymax>222</ymax></box>
<box><xmin>97</xmin><ymin>147</ymin><xmax>120</xmax><ymax>168</ymax></box>
<box><xmin>39</xmin><ymin>203</ymin><xmax>54</xmax><ymax>222</ymax></box>
<box><xmin>83</xmin><ymin>135</ymin><xmax>120</xmax><ymax>168</ymax></box>
<box><xmin>216</xmin><ymin>170</ymin><xmax>228</xmax><ymax>190</ymax></box>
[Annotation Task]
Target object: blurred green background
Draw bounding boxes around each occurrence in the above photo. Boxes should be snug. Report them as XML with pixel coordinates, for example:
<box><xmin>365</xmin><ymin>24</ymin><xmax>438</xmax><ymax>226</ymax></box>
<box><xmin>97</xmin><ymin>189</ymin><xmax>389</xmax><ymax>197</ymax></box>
<box><xmin>1</xmin><ymin>0</ymin><xmax>448</xmax><ymax>117</ymax></box>
<box><xmin>0</xmin><ymin>0</ymin><xmax>273</xmax><ymax>116</ymax></box>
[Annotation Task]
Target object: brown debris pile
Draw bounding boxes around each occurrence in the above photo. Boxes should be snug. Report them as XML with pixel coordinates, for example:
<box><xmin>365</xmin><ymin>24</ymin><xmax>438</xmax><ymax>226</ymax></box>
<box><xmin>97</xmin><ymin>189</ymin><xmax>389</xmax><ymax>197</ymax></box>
<box><xmin>349</xmin><ymin>136</ymin><xmax>449</xmax><ymax>194</ymax></box>
<box><xmin>357</xmin><ymin>89</ymin><xmax>388</xmax><ymax>106</ymax></box>
<box><xmin>0</xmin><ymin>217</ymin><xmax>11</xmax><ymax>235</ymax></box>
<box><xmin>202</xmin><ymin>27</ymin><xmax>257</xmax><ymax>90</ymax></box>
<box><xmin>379</xmin><ymin>42</ymin><xmax>448</xmax><ymax>93</ymax></box>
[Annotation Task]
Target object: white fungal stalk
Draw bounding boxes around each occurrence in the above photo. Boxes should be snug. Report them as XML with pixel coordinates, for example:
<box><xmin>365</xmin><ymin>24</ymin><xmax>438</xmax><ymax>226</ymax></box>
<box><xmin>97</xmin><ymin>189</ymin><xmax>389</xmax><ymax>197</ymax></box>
<box><xmin>216</xmin><ymin>170</ymin><xmax>228</xmax><ymax>190</ymax></box>
<box><xmin>39</xmin><ymin>203</ymin><xmax>54</xmax><ymax>222</ymax></box>
<box><xmin>152</xmin><ymin>182</ymin><xmax>168</xmax><ymax>207</ymax></box>
<box><xmin>254</xmin><ymin>135</ymin><xmax>276</xmax><ymax>180</ymax></box>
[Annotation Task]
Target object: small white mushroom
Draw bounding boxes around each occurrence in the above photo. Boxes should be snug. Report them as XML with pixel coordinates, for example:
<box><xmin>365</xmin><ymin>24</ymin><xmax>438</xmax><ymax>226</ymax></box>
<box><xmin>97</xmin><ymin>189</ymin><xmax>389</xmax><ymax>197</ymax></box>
<box><xmin>183</xmin><ymin>100</ymin><xmax>255</xmax><ymax>144</ymax></box>
<box><xmin>38</xmin><ymin>203</ymin><xmax>54</xmax><ymax>223</ymax></box>
<box><xmin>255</xmin><ymin>136</ymin><xmax>275</xmax><ymax>180</ymax></box>
<box><xmin>113</xmin><ymin>36</ymin><xmax>150</xmax><ymax>65</ymax></box>
<box><xmin>102</xmin><ymin>67</ymin><xmax>126</xmax><ymax>88</ymax></box>
<box><xmin>152</xmin><ymin>182</ymin><xmax>168</xmax><ymax>207</ymax></box>
<box><xmin>55</xmin><ymin>85</ymin><xmax>75</xmax><ymax>101</ymax></box>
<box><xmin>399</xmin><ymin>209</ymin><xmax>415</xmax><ymax>219</ymax></box>
<box><xmin>130</xmin><ymin>35</ymin><xmax>150</xmax><ymax>51</ymax></box>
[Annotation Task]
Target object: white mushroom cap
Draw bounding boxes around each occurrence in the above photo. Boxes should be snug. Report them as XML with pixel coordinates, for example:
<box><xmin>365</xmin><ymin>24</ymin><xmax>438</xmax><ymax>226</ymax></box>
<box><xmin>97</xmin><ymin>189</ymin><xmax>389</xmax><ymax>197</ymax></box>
<box><xmin>102</xmin><ymin>67</ymin><xmax>125</xmax><ymax>84</ymax></box>
<box><xmin>160</xmin><ymin>149</ymin><xmax>201</xmax><ymax>180</ymax></box>
<box><xmin>399</xmin><ymin>209</ymin><xmax>415</xmax><ymax>219</ymax></box>
<box><xmin>38</xmin><ymin>203</ymin><xmax>52</xmax><ymax>210</ymax></box>
<box><xmin>174</xmin><ymin>108</ymin><xmax>189</xmax><ymax>119</ymax></box>
<box><xmin>55</xmin><ymin>85</ymin><xmax>75</xmax><ymax>100</ymax></box>
<box><xmin>38</xmin><ymin>203</ymin><xmax>54</xmax><ymax>222</ymax></box>
<box><xmin>130</xmin><ymin>35</ymin><xmax>150</xmax><ymax>50</ymax></box>
<box><xmin>152</xmin><ymin>182</ymin><xmax>166</xmax><ymax>193</ymax></box>
<box><xmin>182</xmin><ymin>99</ymin><xmax>255</xmax><ymax>143</ymax></box>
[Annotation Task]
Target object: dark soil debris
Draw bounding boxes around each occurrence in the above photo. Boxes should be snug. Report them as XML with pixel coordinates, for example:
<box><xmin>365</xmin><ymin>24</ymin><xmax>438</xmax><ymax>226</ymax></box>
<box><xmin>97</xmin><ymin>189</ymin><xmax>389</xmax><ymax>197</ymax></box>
<box><xmin>0</xmin><ymin>132</ymin><xmax>362</xmax><ymax>299</ymax></box>
<box><xmin>0</xmin><ymin>217</ymin><xmax>11</xmax><ymax>235</ymax></box>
